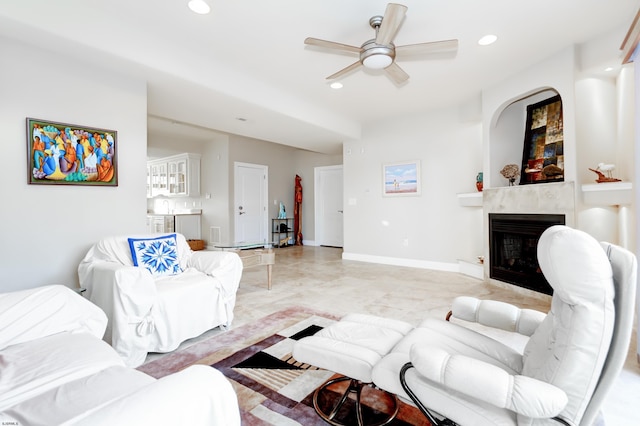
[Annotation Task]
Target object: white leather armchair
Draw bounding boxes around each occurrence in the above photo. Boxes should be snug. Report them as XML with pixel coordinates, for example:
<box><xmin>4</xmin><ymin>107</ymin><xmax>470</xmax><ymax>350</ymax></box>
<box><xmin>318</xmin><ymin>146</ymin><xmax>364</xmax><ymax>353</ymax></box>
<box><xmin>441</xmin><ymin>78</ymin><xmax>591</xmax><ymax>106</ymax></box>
<box><xmin>372</xmin><ymin>225</ymin><xmax>637</xmax><ymax>426</ymax></box>
<box><xmin>78</xmin><ymin>233</ymin><xmax>243</xmax><ymax>367</ymax></box>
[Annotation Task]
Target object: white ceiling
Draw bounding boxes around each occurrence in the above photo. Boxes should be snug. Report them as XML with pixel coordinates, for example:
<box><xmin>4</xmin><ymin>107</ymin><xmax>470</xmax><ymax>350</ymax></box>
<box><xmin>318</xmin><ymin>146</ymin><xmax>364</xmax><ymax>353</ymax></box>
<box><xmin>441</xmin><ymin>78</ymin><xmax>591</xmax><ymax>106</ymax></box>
<box><xmin>0</xmin><ymin>1</ymin><xmax>637</xmax><ymax>154</ymax></box>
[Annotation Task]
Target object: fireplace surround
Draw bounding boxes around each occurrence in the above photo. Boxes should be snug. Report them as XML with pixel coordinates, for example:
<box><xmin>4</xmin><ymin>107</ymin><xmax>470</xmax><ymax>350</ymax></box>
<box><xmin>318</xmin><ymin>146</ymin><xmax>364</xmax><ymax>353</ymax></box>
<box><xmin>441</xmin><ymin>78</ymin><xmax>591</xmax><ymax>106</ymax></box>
<box><xmin>489</xmin><ymin>213</ymin><xmax>565</xmax><ymax>295</ymax></box>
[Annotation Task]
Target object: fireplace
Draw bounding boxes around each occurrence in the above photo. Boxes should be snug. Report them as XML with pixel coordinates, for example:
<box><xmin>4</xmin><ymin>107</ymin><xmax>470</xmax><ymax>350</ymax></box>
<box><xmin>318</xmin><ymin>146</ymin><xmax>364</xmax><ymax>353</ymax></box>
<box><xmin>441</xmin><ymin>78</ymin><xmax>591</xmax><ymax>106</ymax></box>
<box><xmin>489</xmin><ymin>213</ymin><xmax>565</xmax><ymax>295</ymax></box>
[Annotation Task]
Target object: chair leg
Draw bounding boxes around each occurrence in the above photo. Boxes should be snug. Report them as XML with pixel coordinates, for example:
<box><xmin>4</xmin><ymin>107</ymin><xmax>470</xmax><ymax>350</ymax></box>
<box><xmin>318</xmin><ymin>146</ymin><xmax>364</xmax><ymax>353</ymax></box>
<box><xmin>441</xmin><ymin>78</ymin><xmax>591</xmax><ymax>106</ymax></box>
<box><xmin>312</xmin><ymin>376</ymin><xmax>399</xmax><ymax>426</ymax></box>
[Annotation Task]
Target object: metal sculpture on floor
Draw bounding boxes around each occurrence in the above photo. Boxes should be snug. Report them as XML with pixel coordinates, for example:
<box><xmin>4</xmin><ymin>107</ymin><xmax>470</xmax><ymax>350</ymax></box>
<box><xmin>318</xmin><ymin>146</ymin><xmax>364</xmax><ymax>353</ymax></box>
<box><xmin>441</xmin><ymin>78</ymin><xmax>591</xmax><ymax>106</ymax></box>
<box><xmin>294</xmin><ymin>174</ymin><xmax>303</xmax><ymax>245</ymax></box>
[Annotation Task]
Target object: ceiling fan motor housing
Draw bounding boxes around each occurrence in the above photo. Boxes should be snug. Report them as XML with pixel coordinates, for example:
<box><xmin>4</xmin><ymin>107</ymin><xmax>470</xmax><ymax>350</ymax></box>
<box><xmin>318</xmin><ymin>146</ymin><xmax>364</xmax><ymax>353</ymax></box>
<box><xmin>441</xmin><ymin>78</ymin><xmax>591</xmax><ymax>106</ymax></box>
<box><xmin>360</xmin><ymin>39</ymin><xmax>395</xmax><ymax>69</ymax></box>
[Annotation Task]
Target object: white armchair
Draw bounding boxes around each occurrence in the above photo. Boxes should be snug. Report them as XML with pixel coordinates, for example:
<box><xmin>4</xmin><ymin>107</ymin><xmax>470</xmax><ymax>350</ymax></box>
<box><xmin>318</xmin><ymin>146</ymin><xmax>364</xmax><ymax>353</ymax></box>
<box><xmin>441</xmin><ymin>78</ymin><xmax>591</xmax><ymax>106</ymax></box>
<box><xmin>372</xmin><ymin>225</ymin><xmax>637</xmax><ymax>426</ymax></box>
<box><xmin>78</xmin><ymin>233</ymin><xmax>243</xmax><ymax>367</ymax></box>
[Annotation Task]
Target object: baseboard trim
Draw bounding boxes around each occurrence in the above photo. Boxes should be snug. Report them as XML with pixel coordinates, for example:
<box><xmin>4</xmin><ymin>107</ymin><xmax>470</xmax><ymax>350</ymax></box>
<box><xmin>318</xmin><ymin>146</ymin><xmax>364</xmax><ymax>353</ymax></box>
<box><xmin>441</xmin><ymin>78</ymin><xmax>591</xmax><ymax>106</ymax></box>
<box><xmin>342</xmin><ymin>252</ymin><xmax>459</xmax><ymax>273</ymax></box>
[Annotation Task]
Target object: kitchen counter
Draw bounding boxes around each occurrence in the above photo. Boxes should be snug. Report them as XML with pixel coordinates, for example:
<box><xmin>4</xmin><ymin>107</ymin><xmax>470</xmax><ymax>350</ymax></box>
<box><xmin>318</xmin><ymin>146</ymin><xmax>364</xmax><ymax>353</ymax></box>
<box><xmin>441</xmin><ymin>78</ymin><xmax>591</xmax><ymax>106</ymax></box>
<box><xmin>146</xmin><ymin>210</ymin><xmax>202</xmax><ymax>239</ymax></box>
<box><xmin>147</xmin><ymin>209</ymin><xmax>202</xmax><ymax>216</ymax></box>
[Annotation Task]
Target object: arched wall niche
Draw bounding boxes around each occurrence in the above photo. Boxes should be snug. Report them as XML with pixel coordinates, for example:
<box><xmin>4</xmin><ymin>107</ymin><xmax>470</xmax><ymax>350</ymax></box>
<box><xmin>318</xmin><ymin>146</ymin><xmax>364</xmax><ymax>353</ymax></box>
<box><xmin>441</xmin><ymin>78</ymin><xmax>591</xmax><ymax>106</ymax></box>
<box><xmin>488</xmin><ymin>87</ymin><xmax>561</xmax><ymax>188</ymax></box>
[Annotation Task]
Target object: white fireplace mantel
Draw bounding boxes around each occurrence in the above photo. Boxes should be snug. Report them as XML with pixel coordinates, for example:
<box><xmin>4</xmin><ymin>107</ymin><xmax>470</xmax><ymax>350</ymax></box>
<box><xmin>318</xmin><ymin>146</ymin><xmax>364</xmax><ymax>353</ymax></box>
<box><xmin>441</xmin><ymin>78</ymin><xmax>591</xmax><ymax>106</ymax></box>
<box><xmin>483</xmin><ymin>181</ymin><xmax>576</xmax><ymax>226</ymax></box>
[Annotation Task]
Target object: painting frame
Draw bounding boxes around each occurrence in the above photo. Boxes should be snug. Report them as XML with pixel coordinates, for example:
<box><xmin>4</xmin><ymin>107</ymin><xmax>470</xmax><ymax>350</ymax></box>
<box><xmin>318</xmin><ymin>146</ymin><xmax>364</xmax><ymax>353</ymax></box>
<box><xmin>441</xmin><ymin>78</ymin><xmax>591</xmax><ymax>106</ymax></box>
<box><xmin>27</xmin><ymin>117</ymin><xmax>118</xmax><ymax>186</ymax></box>
<box><xmin>382</xmin><ymin>160</ymin><xmax>421</xmax><ymax>197</ymax></box>
<box><xmin>519</xmin><ymin>95</ymin><xmax>564</xmax><ymax>185</ymax></box>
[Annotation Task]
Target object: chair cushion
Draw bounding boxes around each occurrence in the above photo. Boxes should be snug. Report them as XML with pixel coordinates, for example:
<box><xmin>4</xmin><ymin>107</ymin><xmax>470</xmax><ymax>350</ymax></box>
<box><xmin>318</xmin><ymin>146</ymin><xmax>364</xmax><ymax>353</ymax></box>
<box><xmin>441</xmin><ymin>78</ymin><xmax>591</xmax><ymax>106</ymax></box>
<box><xmin>128</xmin><ymin>234</ymin><xmax>183</xmax><ymax>277</ymax></box>
<box><xmin>293</xmin><ymin>314</ymin><xmax>412</xmax><ymax>382</ymax></box>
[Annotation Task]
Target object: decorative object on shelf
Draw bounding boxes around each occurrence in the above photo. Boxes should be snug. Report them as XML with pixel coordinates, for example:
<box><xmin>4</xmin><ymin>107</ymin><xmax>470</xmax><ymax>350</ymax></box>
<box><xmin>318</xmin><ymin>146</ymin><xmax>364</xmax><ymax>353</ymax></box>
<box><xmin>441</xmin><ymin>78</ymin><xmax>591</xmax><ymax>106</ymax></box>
<box><xmin>272</xmin><ymin>218</ymin><xmax>294</xmax><ymax>247</ymax></box>
<box><xmin>383</xmin><ymin>160</ymin><xmax>421</xmax><ymax>196</ymax></box>
<box><xmin>475</xmin><ymin>172</ymin><xmax>483</xmax><ymax>192</ymax></box>
<box><xmin>278</xmin><ymin>202</ymin><xmax>287</xmax><ymax>219</ymax></box>
<box><xmin>589</xmin><ymin>167</ymin><xmax>621</xmax><ymax>183</ymax></box>
<box><xmin>294</xmin><ymin>174</ymin><xmax>303</xmax><ymax>245</ymax></box>
<box><xmin>596</xmin><ymin>163</ymin><xmax>616</xmax><ymax>179</ymax></box>
<box><xmin>500</xmin><ymin>164</ymin><xmax>520</xmax><ymax>186</ymax></box>
<box><xmin>520</xmin><ymin>95</ymin><xmax>564</xmax><ymax>185</ymax></box>
<box><xmin>27</xmin><ymin>117</ymin><xmax>117</xmax><ymax>186</ymax></box>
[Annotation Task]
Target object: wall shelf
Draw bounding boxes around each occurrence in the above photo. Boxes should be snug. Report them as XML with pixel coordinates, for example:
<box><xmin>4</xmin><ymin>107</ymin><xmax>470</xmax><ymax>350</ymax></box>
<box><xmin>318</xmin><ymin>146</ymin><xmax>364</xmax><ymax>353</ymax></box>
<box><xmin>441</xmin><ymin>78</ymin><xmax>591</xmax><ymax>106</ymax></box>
<box><xmin>457</xmin><ymin>192</ymin><xmax>483</xmax><ymax>207</ymax></box>
<box><xmin>581</xmin><ymin>182</ymin><xmax>633</xmax><ymax>206</ymax></box>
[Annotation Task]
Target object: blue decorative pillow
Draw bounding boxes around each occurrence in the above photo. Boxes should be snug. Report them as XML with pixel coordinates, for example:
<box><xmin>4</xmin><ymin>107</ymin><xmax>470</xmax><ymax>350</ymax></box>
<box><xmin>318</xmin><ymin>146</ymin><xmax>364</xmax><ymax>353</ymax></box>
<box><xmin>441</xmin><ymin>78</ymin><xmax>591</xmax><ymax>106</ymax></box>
<box><xmin>128</xmin><ymin>234</ymin><xmax>183</xmax><ymax>277</ymax></box>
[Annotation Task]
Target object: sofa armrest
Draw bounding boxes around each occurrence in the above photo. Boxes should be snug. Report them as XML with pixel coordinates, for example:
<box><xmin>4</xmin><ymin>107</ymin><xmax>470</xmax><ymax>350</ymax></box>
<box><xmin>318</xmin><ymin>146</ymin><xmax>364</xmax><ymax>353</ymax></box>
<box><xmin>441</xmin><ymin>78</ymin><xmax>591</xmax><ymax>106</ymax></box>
<box><xmin>450</xmin><ymin>296</ymin><xmax>546</xmax><ymax>336</ymax></box>
<box><xmin>67</xmin><ymin>365</ymin><xmax>240</xmax><ymax>426</ymax></box>
<box><xmin>79</xmin><ymin>261</ymin><xmax>157</xmax><ymax>366</ymax></box>
<box><xmin>0</xmin><ymin>285</ymin><xmax>107</xmax><ymax>351</ymax></box>
<box><xmin>188</xmin><ymin>251</ymin><xmax>243</xmax><ymax>301</ymax></box>
<box><xmin>410</xmin><ymin>345</ymin><xmax>567</xmax><ymax>418</ymax></box>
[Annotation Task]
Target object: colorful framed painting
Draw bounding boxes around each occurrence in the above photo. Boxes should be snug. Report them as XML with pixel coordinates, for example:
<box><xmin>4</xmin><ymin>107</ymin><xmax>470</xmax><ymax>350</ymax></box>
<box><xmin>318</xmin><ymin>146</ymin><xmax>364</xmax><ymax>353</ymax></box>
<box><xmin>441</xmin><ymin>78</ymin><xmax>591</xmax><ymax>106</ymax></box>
<box><xmin>27</xmin><ymin>118</ymin><xmax>117</xmax><ymax>186</ymax></box>
<box><xmin>519</xmin><ymin>95</ymin><xmax>564</xmax><ymax>185</ymax></box>
<box><xmin>383</xmin><ymin>160</ymin><xmax>421</xmax><ymax>196</ymax></box>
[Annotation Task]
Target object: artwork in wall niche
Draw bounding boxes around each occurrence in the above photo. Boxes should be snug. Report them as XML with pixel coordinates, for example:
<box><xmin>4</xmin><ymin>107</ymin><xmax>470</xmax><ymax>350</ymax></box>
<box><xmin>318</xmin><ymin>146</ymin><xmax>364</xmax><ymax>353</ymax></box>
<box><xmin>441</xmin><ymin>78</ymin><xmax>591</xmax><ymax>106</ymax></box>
<box><xmin>519</xmin><ymin>95</ymin><xmax>564</xmax><ymax>185</ymax></box>
<box><xmin>383</xmin><ymin>160</ymin><xmax>420</xmax><ymax>196</ymax></box>
<box><xmin>26</xmin><ymin>118</ymin><xmax>117</xmax><ymax>186</ymax></box>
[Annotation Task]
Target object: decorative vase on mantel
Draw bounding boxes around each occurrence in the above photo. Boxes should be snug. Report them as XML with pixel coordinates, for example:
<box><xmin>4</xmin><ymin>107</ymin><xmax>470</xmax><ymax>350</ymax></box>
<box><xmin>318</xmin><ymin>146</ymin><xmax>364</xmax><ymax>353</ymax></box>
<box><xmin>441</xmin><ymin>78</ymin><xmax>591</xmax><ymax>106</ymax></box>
<box><xmin>476</xmin><ymin>172</ymin><xmax>483</xmax><ymax>192</ymax></box>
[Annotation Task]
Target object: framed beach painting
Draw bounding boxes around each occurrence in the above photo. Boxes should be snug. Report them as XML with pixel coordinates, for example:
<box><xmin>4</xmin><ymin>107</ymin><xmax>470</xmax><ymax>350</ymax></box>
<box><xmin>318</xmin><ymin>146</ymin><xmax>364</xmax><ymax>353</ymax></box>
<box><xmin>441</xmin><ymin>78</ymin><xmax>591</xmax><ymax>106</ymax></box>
<box><xmin>27</xmin><ymin>118</ymin><xmax>117</xmax><ymax>186</ymax></box>
<box><xmin>382</xmin><ymin>160</ymin><xmax>421</xmax><ymax>196</ymax></box>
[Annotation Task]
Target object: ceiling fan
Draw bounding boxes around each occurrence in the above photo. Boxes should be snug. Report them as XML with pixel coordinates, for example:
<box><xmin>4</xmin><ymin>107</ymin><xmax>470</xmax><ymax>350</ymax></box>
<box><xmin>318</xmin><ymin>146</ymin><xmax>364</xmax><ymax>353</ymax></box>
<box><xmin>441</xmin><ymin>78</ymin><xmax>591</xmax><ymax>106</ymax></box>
<box><xmin>304</xmin><ymin>3</ymin><xmax>458</xmax><ymax>84</ymax></box>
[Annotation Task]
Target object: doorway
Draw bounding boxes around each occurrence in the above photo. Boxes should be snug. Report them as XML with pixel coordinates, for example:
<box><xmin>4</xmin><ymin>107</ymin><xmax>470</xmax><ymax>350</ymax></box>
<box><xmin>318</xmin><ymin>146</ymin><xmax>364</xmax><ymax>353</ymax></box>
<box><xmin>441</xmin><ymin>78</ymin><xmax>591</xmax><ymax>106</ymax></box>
<box><xmin>315</xmin><ymin>165</ymin><xmax>343</xmax><ymax>247</ymax></box>
<box><xmin>234</xmin><ymin>162</ymin><xmax>268</xmax><ymax>243</ymax></box>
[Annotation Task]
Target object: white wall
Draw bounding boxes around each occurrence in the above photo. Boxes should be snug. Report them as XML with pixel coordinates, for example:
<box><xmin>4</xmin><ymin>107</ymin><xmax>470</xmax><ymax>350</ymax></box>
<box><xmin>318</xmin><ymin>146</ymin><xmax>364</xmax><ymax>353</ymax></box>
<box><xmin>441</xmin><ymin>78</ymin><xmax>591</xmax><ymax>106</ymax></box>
<box><xmin>227</xmin><ymin>135</ymin><xmax>341</xmax><ymax>243</ymax></box>
<box><xmin>343</xmin><ymin>106</ymin><xmax>483</xmax><ymax>268</ymax></box>
<box><xmin>0</xmin><ymin>36</ymin><xmax>148</xmax><ymax>291</ymax></box>
<box><xmin>484</xmin><ymin>47</ymin><xmax>578</xmax><ymax>189</ymax></box>
<box><xmin>343</xmin><ymin>44</ymin><xmax>635</xmax><ymax>271</ymax></box>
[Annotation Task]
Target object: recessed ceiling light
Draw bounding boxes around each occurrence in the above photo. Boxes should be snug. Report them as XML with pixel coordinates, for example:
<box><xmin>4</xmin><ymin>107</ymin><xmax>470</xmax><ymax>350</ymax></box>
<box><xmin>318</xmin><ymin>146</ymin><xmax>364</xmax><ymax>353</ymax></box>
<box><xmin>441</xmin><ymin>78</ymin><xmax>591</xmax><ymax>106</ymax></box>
<box><xmin>188</xmin><ymin>0</ymin><xmax>210</xmax><ymax>15</ymax></box>
<box><xmin>330</xmin><ymin>82</ymin><xmax>343</xmax><ymax>89</ymax></box>
<box><xmin>604</xmin><ymin>67</ymin><xmax>614</xmax><ymax>72</ymax></box>
<box><xmin>478</xmin><ymin>34</ymin><xmax>497</xmax><ymax>46</ymax></box>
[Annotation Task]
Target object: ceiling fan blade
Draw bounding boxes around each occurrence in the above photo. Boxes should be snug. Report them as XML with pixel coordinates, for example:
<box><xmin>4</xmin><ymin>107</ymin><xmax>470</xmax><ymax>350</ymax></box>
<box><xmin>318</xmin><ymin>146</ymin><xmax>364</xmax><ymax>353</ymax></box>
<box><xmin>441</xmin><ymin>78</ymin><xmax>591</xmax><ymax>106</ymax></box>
<box><xmin>305</xmin><ymin>37</ymin><xmax>361</xmax><ymax>54</ymax></box>
<box><xmin>396</xmin><ymin>39</ymin><xmax>459</xmax><ymax>57</ymax></box>
<box><xmin>385</xmin><ymin>62</ymin><xmax>409</xmax><ymax>84</ymax></box>
<box><xmin>326</xmin><ymin>61</ymin><xmax>363</xmax><ymax>80</ymax></box>
<box><xmin>376</xmin><ymin>3</ymin><xmax>408</xmax><ymax>45</ymax></box>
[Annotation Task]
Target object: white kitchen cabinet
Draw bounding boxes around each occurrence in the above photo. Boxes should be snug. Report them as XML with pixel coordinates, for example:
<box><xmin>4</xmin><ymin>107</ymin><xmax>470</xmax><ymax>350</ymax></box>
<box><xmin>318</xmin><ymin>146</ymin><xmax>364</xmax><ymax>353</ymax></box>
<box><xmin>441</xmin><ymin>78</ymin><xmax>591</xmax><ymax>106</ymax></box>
<box><xmin>147</xmin><ymin>215</ymin><xmax>175</xmax><ymax>233</ymax></box>
<box><xmin>146</xmin><ymin>214</ymin><xmax>201</xmax><ymax>240</ymax></box>
<box><xmin>148</xmin><ymin>153</ymin><xmax>200</xmax><ymax>198</ymax></box>
<box><xmin>149</xmin><ymin>162</ymin><xmax>168</xmax><ymax>197</ymax></box>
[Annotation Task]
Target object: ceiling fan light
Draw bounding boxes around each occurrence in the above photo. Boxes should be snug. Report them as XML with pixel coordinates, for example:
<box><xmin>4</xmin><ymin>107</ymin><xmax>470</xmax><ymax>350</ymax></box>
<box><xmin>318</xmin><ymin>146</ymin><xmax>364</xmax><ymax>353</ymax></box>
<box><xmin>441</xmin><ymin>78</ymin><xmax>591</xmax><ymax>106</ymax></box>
<box><xmin>188</xmin><ymin>0</ymin><xmax>210</xmax><ymax>15</ymax></box>
<box><xmin>362</xmin><ymin>54</ymin><xmax>392</xmax><ymax>70</ymax></box>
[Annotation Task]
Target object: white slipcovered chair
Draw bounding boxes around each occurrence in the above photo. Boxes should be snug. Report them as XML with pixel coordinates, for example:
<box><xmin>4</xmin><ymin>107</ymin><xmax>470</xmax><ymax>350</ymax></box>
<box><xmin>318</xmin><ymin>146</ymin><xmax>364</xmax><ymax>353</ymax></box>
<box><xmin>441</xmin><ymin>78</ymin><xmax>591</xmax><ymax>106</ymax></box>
<box><xmin>0</xmin><ymin>285</ymin><xmax>240</xmax><ymax>425</ymax></box>
<box><xmin>371</xmin><ymin>225</ymin><xmax>637</xmax><ymax>425</ymax></box>
<box><xmin>78</xmin><ymin>233</ymin><xmax>243</xmax><ymax>367</ymax></box>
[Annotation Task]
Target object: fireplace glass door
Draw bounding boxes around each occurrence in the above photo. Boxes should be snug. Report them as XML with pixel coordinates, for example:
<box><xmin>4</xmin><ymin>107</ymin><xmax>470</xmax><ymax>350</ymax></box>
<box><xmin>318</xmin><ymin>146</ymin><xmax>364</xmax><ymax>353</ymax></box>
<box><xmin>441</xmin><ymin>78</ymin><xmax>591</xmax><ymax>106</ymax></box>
<box><xmin>489</xmin><ymin>213</ymin><xmax>565</xmax><ymax>295</ymax></box>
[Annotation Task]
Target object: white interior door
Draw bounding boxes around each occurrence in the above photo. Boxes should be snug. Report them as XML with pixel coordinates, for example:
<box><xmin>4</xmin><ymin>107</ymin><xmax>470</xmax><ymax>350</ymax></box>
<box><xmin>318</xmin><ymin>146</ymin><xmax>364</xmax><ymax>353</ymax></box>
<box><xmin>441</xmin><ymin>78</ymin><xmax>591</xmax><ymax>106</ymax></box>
<box><xmin>315</xmin><ymin>165</ymin><xmax>343</xmax><ymax>247</ymax></box>
<box><xmin>234</xmin><ymin>162</ymin><xmax>268</xmax><ymax>243</ymax></box>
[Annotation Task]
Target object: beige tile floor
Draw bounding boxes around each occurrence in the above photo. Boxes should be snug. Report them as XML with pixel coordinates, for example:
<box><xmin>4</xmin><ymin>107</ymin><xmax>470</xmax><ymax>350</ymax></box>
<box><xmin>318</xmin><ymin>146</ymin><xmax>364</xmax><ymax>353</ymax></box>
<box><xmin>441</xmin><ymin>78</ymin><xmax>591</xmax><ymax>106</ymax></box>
<box><xmin>155</xmin><ymin>245</ymin><xmax>640</xmax><ymax>425</ymax></box>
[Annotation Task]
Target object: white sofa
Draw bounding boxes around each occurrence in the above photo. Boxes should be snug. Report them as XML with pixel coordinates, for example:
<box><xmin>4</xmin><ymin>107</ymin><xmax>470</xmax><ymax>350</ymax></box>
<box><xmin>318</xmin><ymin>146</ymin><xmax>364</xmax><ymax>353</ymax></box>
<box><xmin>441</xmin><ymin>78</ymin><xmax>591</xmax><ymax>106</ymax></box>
<box><xmin>0</xmin><ymin>285</ymin><xmax>240</xmax><ymax>425</ymax></box>
<box><xmin>78</xmin><ymin>233</ymin><xmax>242</xmax><ymax>367</ymax></box>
